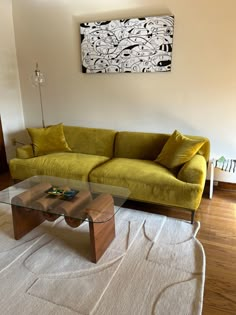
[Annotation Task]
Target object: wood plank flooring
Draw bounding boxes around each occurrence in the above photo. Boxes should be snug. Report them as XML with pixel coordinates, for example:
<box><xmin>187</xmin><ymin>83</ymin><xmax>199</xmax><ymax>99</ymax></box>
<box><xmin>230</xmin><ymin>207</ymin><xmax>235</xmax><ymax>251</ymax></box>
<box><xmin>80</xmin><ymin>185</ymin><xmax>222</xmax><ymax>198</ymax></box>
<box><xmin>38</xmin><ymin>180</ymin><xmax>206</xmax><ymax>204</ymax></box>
<box><xmin>197</xmin><ymin>188</ymin><xmax>236</xmax><ymax>315</ymax></box>
<box><xmin>0</xmin><ymin>172</ymin><xmax>235</xmax><ymax>314</ymax></box>
<box><xmin>0</xmin><ymin>171</ymin><xmax>13</xmax><ymax>190</ymax></box>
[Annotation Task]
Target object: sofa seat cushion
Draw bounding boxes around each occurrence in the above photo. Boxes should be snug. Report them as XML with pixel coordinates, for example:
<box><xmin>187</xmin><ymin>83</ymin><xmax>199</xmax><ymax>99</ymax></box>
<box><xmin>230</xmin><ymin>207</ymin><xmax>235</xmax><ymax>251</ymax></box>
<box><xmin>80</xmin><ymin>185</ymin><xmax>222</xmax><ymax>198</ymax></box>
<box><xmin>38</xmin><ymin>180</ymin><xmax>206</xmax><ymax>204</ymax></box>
<box><xmin>9</xmin><ymin>153</ymin><xmax>110</xmax><ymax>181</ymax></box>
<box><xmin>89</xmin><ymin>158</ymin><xmax>204</xmax><ymax>210</ymax></box>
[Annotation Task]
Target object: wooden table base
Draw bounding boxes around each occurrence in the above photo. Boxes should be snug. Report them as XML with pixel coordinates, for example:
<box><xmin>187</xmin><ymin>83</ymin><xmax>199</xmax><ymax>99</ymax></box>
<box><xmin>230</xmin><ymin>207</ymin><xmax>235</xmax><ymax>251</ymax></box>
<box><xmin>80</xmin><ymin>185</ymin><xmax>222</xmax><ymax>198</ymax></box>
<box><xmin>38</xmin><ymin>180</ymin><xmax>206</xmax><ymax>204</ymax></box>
<box><xmin>89</xmin><ymin>216</ymin><xmax>115</xmax><ymax>263</ymax></box>
<box><xmin>12</xmin><ymin>205</ymin><xmax>45</xmax><ymax>240</ymax></box>
<box><xmin>11</xmin><ymin>193</ymin><xmax>116</xmax><ymax>263</ymax></box>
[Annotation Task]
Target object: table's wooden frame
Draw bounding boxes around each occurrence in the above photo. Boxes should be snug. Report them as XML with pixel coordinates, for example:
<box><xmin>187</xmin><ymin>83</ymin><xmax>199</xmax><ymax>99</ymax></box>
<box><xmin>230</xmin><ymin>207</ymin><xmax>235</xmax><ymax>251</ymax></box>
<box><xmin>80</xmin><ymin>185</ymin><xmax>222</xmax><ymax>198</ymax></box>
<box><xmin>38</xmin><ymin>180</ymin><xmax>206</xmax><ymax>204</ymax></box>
<box><xmin>11</xmin><ymin>193</ymin><xmax>115</xmax><ymax>263</ymax></box>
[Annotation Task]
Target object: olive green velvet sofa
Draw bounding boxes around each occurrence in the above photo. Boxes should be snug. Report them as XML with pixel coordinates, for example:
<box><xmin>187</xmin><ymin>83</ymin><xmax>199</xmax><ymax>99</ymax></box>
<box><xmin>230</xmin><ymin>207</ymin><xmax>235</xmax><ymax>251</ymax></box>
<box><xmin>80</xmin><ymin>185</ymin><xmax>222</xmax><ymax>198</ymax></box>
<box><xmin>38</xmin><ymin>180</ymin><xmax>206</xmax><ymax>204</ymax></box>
<box><xmin>9</xmin><ymin>125</ymin><xmax>210</xmax><ymax>223</ymax></box>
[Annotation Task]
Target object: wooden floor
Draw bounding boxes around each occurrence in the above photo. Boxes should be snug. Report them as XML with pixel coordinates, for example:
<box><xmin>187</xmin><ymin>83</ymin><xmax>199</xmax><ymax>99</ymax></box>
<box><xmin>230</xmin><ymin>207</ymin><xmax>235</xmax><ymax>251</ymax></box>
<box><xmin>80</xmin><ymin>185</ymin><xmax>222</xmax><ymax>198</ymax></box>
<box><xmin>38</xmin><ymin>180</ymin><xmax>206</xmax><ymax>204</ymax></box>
<box><xmin>197</xmin><ymin>188</ymin><xmax>236</xmax><ymax>315</ymax></box>
<box><xmin>0</xmin><ymin>172</ymin><xmax>235</xmax><ymax>314</ymax></box>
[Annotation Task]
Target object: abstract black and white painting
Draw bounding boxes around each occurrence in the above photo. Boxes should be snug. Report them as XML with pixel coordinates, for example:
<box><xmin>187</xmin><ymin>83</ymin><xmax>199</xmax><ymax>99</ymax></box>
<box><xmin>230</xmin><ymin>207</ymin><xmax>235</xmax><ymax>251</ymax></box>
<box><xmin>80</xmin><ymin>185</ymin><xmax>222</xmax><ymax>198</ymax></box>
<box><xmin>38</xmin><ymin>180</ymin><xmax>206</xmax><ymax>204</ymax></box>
<box><xmin>80</xmin><ymin>15</ymin><xmax>174</xmax><ymax>74</ymax></box>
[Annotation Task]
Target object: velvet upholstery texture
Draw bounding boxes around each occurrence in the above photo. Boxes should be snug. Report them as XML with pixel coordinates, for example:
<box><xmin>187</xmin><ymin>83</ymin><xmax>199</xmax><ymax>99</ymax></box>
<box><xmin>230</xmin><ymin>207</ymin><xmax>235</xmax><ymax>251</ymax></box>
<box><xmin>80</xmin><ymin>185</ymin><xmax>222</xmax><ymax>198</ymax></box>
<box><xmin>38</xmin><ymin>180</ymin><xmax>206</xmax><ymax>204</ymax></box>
<box><xmin>10</xmin><ymin>152</ymin><xmax>109</xmax><ymax>181</ymax></box>
<box><xmin>10</xmin><ymin>125</ymin><xmax>210</xmax><ymax>215</ymax></box>
<box><xmin>27</xmin><ymin>123</ymin><xmax>71</xmax><ymax>156</ymax></box>
<box><xmin>89</xmin><ymin>158</ymin><xmax>204</xmax><ymax>210</ymax></box>
<box><xmin>63</xmin><ymin>125</ymin><xmax>116</xmax><ymax>157</ymax></box>
<box><xmin>155</xmin><ymin>130</ymin><xmax>206</xmax><ymax>169</ymax></box>
<box><xmin>178</xmin><ymin>154</ymin><xmax>207</xmax><ymax>185</ymax></box>
<box><xmin>16</xmin><ymin>145</ymin><xmax>34</xmax><ymax>159</ymax></box>
<box><xmin>114</xmin><ymin>131</ymin><xmax>209</xmax><ymax>162</ymax></box>
<box><xmin>114</xmin><ymin>131</ymin><xmax>169</xmax><ymax>160</ymax></box>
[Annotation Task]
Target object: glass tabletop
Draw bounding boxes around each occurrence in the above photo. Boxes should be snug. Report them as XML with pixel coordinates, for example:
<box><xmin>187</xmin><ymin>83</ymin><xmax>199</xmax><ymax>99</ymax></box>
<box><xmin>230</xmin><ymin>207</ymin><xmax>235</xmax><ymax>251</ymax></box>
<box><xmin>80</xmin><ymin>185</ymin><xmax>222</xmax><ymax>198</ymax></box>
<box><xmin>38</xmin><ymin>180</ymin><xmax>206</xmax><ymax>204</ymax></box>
<box><xmin>0</xmin><ymin>175</ymin><xmax>130</xmax><ymax>223</ymax></box>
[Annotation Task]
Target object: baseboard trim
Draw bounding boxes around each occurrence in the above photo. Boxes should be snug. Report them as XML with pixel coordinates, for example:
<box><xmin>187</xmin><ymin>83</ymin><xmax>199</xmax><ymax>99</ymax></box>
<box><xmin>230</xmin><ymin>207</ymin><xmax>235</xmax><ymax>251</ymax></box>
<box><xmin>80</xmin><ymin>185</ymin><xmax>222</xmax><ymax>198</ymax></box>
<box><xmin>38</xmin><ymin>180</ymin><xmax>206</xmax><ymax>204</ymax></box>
<box><xmin>217</xmin><ymin>181</ymin><xmax>236</xmax><ymax>190</ymax></box>
<box><xmin>206</xmin><ymin>179</ymin><xmax>236</xmax><ymax>191</ymax></box>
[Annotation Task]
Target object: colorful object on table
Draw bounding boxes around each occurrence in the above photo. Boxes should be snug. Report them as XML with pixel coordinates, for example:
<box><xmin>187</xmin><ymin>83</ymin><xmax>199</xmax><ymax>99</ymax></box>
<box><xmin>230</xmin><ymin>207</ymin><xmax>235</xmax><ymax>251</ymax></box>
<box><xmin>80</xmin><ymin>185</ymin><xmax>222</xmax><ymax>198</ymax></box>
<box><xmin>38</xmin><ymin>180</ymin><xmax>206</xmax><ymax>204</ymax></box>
<box><xmin>46</xmin><ymin>187</ymin><xmax>79</xmax><ymax>200</ymax></box>
<box><xmin>214</xmin><ymin>156</ymin><xmax>236</xmax><ymax>173</ymax></box>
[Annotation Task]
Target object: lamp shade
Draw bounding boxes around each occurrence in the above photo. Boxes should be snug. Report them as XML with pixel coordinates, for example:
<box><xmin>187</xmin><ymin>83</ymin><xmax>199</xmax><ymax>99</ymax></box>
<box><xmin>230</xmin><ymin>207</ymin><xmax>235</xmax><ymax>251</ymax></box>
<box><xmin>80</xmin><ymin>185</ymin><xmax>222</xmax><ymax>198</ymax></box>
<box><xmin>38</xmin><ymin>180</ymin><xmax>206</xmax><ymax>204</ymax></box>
<box><xmin>31</xmin><ymin>63</ymin><xmax>45</xmax><ymax>86</ymax></box>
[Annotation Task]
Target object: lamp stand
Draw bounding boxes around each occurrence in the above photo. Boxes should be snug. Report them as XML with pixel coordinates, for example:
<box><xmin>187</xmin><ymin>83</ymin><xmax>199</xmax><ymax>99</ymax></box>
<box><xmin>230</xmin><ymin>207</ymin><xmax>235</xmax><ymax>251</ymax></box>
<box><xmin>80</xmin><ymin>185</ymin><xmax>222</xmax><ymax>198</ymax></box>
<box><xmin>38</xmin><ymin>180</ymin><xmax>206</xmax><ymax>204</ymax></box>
<box><xmin>38</xmin><ymin>82</ymin><xmax>45</xmax><ymax>128</ymax></box>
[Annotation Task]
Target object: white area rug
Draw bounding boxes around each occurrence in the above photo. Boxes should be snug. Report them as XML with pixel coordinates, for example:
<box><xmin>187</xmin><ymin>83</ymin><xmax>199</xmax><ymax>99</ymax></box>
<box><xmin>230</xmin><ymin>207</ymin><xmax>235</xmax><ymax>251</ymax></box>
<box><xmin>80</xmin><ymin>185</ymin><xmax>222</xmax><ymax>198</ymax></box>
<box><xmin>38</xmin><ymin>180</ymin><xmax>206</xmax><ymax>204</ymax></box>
<box><xmin>0</xmin><ymin>204</ymin><xmax>205</xmax><ymax>315</ymax></box>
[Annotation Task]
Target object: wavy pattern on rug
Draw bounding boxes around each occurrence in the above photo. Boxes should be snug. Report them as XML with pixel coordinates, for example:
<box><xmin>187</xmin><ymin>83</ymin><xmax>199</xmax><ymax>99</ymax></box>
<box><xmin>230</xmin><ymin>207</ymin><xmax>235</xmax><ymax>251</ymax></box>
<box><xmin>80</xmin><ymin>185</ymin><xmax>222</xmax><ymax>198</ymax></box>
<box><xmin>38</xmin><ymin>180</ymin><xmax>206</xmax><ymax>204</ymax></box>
<box><xmin>0</xmin><ymin>206</ymin><xmax>205</xmax><ymax>315</ymax></box>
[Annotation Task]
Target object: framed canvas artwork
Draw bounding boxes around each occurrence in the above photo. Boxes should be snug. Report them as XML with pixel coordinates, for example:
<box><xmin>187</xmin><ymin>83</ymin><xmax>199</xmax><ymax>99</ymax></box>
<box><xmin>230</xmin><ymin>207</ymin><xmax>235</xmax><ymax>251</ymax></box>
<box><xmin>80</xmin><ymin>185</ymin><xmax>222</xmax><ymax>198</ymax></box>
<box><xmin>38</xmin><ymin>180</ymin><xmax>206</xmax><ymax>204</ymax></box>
<box><xmin>80</xmin><ymin>15</ymin><xmax>174</xmax><ymax>74</ymax></box>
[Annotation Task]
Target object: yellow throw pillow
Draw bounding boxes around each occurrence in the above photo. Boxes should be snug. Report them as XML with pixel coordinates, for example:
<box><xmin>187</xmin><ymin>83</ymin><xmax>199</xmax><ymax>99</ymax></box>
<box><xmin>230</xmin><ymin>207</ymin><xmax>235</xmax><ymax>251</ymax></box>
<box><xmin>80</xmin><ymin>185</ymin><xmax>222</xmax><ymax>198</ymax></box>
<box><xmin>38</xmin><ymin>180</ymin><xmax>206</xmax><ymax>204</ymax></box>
<box><xmin>155</xmin><ymin>130</ymin><xmax>206</xmax><ymax>169</ymax></box>
<box><xmin>27</xmin><ymin>123</ymin><xmax>71</xmax><ymax>156</ymax></box>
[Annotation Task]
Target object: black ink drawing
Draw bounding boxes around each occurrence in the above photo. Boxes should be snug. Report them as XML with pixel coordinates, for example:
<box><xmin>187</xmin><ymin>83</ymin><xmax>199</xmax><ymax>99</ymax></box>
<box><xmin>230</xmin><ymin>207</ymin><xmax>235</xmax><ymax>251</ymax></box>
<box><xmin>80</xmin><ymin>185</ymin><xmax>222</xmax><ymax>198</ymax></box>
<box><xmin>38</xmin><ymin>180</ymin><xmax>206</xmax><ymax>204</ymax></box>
<box><xmin>80</xmin><ymin>15</ymin><xmax>174</xmax><ymax>73</ymax></box>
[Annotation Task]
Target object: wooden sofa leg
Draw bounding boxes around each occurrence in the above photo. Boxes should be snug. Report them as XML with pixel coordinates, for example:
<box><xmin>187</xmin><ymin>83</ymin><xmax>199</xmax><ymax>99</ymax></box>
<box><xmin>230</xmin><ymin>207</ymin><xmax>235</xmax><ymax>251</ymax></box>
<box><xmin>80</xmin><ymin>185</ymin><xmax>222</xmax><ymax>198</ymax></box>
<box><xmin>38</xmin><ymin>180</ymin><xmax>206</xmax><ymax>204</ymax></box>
<box><xmin>191</xmin><ymin>211</ymin><xmax>195</xmax><ymax>224</ymax></box>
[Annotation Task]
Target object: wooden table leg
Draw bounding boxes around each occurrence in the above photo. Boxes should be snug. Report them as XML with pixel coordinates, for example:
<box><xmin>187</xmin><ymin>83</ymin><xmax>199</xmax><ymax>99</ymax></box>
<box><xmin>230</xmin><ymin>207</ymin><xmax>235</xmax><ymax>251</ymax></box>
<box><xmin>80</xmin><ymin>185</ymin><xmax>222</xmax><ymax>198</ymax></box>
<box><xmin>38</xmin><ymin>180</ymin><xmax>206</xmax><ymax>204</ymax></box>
<box><xmin>87</xmin><ymin>194</ymin><xmax>115</xmax><ymax>263</ymax></box>
<box><xmin>12</xmin><ymin>205</ymin><xmax>45</xmax><ymax>240</ymax></box>
<box><xmin>89</xmin><ymin>216</ymin><xmax>115</xmax><ymax>263</ymax></box>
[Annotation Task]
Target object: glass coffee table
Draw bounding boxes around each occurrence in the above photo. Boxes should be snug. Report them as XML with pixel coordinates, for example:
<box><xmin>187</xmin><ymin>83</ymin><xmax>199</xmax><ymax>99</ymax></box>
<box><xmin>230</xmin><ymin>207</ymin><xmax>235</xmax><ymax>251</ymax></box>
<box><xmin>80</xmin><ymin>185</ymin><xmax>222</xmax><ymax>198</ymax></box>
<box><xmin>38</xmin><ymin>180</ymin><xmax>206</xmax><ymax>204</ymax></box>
<box><xmin>0</xmin><ymin>175</ymin><xmax>130</xmax><ymax>263</ymax></box>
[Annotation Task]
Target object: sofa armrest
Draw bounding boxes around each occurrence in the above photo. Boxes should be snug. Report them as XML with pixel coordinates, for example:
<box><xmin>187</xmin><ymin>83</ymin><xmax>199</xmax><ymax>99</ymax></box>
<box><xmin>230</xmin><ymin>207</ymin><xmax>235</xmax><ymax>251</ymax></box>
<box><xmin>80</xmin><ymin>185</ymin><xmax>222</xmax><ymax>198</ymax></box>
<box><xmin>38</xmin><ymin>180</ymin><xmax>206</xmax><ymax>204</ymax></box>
<box><xmin>177</xmin><ymin>154</ymin><xmax>207</xmax><ymax>185</ymax></box>
<box><xmin>16</xmin><ymin>145</ymin><xmax>34</xmax><ymax>159</ymax></box>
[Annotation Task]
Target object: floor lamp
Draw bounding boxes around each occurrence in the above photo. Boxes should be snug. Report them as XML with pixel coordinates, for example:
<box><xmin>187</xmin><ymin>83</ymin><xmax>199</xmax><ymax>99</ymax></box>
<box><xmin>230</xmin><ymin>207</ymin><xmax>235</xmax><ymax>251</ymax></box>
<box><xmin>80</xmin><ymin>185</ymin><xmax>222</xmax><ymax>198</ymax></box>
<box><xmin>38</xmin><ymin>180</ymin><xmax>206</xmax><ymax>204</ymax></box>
<box><xmin>31</xmin><ymin>63</ymin><xmax>46</xmax><ymax>128</ymax></box>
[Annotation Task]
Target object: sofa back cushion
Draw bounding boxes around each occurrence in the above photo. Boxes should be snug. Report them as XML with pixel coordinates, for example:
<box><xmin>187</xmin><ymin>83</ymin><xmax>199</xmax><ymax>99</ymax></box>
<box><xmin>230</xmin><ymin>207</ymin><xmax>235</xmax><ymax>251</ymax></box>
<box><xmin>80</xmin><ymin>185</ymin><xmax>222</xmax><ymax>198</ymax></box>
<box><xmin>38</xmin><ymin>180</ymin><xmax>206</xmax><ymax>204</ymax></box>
<box><xmin>114</xmin><ymin>132</ymin><xmax>169</xmax><ymax>160</ymax></box>
<box><xmin>114</xmin><ymin>131</ymin><xmax>210</xmax><ymax>161</ymax></box>
<box><xmin>63</xmin><ymin>126</ymin><xmax>116</xmax><ymax>157</ymax></box>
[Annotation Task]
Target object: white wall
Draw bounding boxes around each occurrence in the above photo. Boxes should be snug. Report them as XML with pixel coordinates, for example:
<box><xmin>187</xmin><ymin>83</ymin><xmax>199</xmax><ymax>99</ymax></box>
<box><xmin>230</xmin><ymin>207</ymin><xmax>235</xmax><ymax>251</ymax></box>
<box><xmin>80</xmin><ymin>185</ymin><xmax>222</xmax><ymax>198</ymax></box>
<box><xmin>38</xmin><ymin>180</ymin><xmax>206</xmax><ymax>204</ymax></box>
<box><xmin>11</xmin><ymin>0</ymin><xmax>236</xmax><ymax>180</ymax></box>
<box><xmin>0</xmin><ymin>0</ymin><xmax>25</xmax><ymax>160</ymax></box>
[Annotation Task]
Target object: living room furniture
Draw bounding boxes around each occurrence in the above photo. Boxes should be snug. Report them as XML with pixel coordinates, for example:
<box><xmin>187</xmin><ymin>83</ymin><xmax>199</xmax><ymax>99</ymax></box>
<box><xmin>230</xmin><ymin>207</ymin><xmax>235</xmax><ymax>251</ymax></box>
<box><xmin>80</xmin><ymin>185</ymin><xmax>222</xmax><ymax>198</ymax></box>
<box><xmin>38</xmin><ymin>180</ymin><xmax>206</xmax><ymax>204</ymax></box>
<box><xmin>0</xmin><ymin>116</ymin><xmax>8</xmax><ymax>174</ymax></box>
<box><xmin>209</xmin><ymin>157</ymin><xmax>236</xmax><ymax>199</ymax></box>
<box><xmin>9</xmin><ymin>125</ymin><xmax>210</xmax><ymax>223</ymax></box>
<box><xmin>0</xmin><ymin>175</ymin><xmax>129</xmax><ymax>263</ymax></box>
